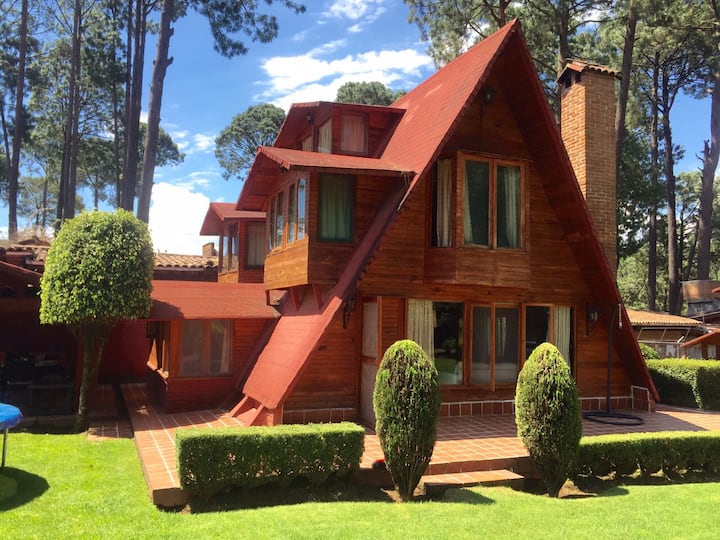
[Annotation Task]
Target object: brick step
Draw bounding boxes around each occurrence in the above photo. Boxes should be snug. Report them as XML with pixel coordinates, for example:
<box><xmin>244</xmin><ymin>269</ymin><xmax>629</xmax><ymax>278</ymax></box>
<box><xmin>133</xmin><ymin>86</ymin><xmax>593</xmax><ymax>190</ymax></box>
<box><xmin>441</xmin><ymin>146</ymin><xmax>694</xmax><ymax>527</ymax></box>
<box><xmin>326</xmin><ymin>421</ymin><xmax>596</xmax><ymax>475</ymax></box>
<box><xmin>421</xmin><ymin>469</ymin><xmax>524</xmax><ymax>496</ymax></box>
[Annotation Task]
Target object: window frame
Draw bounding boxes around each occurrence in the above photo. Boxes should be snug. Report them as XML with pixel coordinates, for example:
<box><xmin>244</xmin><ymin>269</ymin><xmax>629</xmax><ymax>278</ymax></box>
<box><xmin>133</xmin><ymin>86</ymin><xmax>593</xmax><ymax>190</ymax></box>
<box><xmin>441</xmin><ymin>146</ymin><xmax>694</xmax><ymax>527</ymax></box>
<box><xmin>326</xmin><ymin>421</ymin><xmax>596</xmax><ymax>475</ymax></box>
<box><xmin>407</xmin><ymin>299</ymin><xmax>574</xmax><ymax>389</ymax></box>
<box><xmin>178</xmin><ymin>319</ymin><xmax>233</xmax><ymax>378</ymax></box>
<box><xmin>459</xmin><ymin>153</ymin><xmax>525</xmax><ymax>250</ymax></box>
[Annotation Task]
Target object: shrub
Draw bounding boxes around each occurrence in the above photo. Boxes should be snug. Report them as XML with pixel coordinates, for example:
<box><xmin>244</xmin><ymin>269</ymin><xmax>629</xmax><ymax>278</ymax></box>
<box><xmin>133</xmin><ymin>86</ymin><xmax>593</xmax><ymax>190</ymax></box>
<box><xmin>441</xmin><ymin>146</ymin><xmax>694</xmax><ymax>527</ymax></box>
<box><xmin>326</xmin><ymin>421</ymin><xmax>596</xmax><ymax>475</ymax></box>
<box><xmin>577</xmin><ymin>431</ymin><xmax>720</xmax><ymax>478</ymax></box>
<box><xmin>373</xmin><ymin>339</ymin><xmax>441</xmax><ymax>501</ymax></box>
<box><xmin>647</xmin><ymin>359</ymin><xmax>720</xmax><ymax>410</ymax></box>
<box><xmin>176</xmin><ymin>422</ymin><xmax>365</xmax><ymax>498</ymax></box>
<box><xmin>515</xmin><ymin>342</ymin><xmax>582</xmax><ymax>497</ymax></box>
<box><xmin>639</xmin><ymin>343</ymin><xmax>660</xmax><ymax>361</ymax></box>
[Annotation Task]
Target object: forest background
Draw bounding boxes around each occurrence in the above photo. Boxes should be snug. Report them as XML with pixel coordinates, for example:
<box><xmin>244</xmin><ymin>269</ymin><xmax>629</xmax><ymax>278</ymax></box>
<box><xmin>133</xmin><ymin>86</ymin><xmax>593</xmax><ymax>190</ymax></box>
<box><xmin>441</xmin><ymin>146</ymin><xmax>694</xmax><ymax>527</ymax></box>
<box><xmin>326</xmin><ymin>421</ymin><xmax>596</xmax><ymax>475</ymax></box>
<box><xmin>1</xmin><ymin>0</ymin><xmax>719</xmax><ymax>316</ymax></box>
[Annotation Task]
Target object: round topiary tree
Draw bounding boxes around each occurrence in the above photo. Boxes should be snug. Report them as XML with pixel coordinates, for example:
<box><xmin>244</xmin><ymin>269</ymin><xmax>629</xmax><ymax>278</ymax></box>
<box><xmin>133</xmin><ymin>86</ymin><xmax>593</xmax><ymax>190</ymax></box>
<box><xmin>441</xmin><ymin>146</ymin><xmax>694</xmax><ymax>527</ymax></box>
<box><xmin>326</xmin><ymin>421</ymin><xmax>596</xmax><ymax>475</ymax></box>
<box><xmin>40</xmin><ymin>210</ymin><xmax>154</xmax><ymax>431</ymax></box>
<box><xmin>515</xmin><ymin>342</ymin><xmax>582</xmax><ymax>497</ymax></box>
<box><xmin>373</xmin><ymin>339</ymin><xmax>441</xmax><ymax>501</ymax></box>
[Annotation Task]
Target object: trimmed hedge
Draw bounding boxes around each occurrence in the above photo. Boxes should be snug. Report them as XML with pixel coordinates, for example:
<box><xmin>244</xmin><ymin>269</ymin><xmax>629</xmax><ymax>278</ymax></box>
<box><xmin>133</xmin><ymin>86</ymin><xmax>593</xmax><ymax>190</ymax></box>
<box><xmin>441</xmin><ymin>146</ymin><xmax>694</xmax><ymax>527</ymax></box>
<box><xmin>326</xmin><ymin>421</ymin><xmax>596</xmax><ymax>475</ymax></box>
<box><xmin>647</xmin><ymin>359</ymin><xmax>720</xmax><ymax>410</ymax></box>
<box><xmin>176</xmin><ymin>422</ymin><xmax>365</xmax><ymax>496</ymax></box>
<box><xmin>576</xmin><ymin>431</ymin><xmax>720</xmax><ymax>478</ymax></box>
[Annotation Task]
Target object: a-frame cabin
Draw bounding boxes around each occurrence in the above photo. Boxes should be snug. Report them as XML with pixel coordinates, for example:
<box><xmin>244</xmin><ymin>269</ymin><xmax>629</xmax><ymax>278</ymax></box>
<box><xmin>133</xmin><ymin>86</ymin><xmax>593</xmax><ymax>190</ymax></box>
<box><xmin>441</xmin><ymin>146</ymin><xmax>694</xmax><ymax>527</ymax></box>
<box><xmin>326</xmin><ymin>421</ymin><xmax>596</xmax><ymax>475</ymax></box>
<box><xmin>147</xmin><ymin>20</ymin><xmax>658</xmax><ymax>425</ymax></box>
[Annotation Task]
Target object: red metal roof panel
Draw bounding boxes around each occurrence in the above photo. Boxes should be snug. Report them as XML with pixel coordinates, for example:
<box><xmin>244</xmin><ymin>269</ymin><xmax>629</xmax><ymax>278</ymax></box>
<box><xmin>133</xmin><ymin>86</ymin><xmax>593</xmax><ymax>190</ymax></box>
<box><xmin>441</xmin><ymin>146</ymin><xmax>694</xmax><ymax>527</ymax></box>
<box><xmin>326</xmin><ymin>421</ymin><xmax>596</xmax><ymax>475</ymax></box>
<box><xmin>149</xmin><ymin>280</ymin><xmax>279</xmax><ymax>320</ymax></box>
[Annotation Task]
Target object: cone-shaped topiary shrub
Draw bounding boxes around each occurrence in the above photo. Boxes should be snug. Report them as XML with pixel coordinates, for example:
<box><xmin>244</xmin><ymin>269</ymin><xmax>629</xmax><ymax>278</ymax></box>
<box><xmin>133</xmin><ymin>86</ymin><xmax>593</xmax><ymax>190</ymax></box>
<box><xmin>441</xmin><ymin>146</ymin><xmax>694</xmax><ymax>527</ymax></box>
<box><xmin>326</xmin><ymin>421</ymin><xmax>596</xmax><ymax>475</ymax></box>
<box><xmin>373</xmin><ymin>339</ymin><xmax>441</xmax><ymax>501</ymax></box>
<box><xmin>515</xmin><ymin>342</ymin><xmax>582</xmax><ymax>497</ymax></box>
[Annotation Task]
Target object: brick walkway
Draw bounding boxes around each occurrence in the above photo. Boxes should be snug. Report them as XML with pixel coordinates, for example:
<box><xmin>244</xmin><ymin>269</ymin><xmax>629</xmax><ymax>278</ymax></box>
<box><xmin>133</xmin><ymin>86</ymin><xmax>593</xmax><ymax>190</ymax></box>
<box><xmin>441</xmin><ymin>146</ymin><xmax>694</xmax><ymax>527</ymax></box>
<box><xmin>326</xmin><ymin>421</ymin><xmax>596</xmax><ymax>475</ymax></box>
<box><xmin>87</xmin><ymin>383</ymin><xmax>720</xmax><ymax>507</ymax></box>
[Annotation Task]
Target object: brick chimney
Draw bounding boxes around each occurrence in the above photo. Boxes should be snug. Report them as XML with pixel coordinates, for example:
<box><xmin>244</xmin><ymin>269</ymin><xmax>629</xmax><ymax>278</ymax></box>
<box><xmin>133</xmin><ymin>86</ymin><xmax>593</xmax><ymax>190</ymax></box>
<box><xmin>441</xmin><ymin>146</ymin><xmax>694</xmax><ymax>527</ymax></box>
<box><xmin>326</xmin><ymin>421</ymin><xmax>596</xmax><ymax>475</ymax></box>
<box><xmin>202</xmin><ymin>242</ymin><xmax>216</xmax><ymax>257</ymax></box>
<box><xmin>558</xmin><ymin>61</ymin><xmax>617</xmax><ymax>275</ymax></box>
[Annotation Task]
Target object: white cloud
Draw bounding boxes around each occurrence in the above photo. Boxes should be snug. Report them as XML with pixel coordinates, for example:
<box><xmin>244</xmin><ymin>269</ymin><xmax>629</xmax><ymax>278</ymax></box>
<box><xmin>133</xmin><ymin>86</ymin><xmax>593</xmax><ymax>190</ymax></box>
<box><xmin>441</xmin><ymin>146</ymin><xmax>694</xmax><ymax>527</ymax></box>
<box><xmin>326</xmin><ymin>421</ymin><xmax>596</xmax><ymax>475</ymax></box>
<box><xmin>257</xmin><ymin>46</ymin><xmax>433</xmax><ymax>110</ymax></box>
<box><xmin>193</xmin><ymin>133</ymin><xmax>215</xmax><ymax>153</ymax></box>
<box><xmin>329</xmin><ymin>0</ymin><xmax>384</xmax><ymax>21</ymax></box>
<box><xmin>148</xmin><ymin>182</ymin><xmax>210</xmax><ymax>255</ymax></box>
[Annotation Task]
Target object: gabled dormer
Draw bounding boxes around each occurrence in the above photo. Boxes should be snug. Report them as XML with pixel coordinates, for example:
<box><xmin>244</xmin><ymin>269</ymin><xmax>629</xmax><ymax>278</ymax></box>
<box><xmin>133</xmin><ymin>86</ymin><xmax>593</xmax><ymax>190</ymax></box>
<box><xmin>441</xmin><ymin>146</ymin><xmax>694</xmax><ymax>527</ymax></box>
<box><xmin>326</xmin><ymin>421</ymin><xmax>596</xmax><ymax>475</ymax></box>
<box><xmin>274</xmin><ymin>102</ymin><xmax>405</xmax><ymax>158</ymax></box>
<box><xmin>199</xmin><ymin>202</ymin><xmax>266</xmax><ymax>283</ymax></box>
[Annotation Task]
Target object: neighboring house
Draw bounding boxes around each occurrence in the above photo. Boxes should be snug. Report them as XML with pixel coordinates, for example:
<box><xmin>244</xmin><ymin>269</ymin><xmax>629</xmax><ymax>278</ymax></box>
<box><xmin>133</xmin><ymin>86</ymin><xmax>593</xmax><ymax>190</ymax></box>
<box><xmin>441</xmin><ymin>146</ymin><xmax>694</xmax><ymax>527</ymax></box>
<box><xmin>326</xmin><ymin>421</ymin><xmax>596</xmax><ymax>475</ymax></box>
<box><xmin>145</xmin><ymin>20</ymin><xmax>657</xmax><ymax>426</ymax></box>
<box><xmin>0</xmin><ymin>242</ymin><xmax>220</xmax><ymax>414</ymax></box>
<box><xmin>626</xmin><ymin>308</ymin><xmax>713</xmax><ymax>359</ymax></box>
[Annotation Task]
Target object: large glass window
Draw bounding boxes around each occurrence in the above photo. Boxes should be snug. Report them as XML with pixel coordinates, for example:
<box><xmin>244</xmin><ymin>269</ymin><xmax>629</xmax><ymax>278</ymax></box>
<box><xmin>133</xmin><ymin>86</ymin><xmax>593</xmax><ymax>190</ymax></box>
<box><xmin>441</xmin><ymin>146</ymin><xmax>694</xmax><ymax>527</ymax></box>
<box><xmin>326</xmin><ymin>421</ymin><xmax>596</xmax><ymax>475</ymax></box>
<box><xmin>274</xmin><ymin>191</ymin><xmax>284</xmax><ymax>248</ymax></box>
<box><xmin>410</xmin><ymin>299</ymin><xmax>570</xmax><ymax>387</ymax></box>
<box><xmin>319</xmin><ymin>173</ymin><xmax>354</xmax><ymax>242</ymax></box>
<box><xmin>180</xmin><ymin>320</ymin><xmax>233</xmax><ymax>377</ymax></box>
<box><xmin>462</xmin><ymin>157</ymin><xmax>522</xmax><ymax>249</ymax></box>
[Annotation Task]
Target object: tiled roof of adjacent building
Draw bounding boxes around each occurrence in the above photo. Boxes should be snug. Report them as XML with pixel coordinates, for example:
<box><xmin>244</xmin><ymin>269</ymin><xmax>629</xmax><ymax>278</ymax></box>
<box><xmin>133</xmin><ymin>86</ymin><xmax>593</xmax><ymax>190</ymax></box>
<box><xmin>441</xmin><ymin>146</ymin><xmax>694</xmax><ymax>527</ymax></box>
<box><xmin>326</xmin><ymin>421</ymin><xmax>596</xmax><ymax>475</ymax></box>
<box><xmin>627</xmin><ymin>308</ymin><xmax>701</xmax><ymax>328</ymax></box>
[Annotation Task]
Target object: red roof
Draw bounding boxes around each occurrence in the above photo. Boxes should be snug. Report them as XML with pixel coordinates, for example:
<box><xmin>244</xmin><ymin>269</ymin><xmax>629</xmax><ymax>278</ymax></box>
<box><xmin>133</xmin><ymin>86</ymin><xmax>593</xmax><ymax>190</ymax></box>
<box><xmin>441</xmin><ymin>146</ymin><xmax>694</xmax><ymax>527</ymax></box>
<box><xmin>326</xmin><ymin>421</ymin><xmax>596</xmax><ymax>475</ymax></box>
<box><xmin>0</xmin><ymin>260</ymin><xmax>41</xmax><ymax>287</ymax></box>
<box><xmin>200</xmin><ymin>202</ymin><xmax>265</xmax><ymax>236</ymax></box>
<box><xmin>149</xmin><ymin>280</ymin><xmax>279</xmax><ymax>320</ymax></box>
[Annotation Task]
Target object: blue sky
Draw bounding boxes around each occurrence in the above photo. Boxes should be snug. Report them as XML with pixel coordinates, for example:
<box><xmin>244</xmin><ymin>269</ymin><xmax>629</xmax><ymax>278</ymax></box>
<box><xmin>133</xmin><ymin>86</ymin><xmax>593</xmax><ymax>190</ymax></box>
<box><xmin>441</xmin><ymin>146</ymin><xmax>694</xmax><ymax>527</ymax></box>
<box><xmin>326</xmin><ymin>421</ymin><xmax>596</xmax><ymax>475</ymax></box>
<box><xmin>1</xmin><ymin>1</ymin><xmax>711</xmax><ymax>254</ymax></box>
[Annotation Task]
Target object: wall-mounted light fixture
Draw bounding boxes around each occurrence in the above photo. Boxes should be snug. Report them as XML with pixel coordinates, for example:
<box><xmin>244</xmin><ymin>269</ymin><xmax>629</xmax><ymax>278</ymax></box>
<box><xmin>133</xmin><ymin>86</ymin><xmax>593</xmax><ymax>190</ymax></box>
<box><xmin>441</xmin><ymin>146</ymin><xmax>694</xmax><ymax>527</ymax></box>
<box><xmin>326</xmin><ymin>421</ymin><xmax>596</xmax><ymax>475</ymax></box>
<box><xmin>586</xmin><ymin>304</ymin><xmax>600</xmax><ymax>336</ymax></box>
<box><xmin>481</xmin><ymin>85</ymin><xmax>496</xmax><ymax>106</ymax></box>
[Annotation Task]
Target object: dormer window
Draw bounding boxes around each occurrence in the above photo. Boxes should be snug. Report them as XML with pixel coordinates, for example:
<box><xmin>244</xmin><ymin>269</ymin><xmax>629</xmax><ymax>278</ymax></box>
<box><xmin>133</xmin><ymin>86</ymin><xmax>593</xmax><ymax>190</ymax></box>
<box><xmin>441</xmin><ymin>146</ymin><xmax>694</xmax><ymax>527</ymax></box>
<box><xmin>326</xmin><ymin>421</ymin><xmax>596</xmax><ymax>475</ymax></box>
<box><xmin>318</xmin><ymin>120</ymin><xmax>332</xmax><ymax>153</ymax></box>
<box><xmin>301</xmin><ymin>135</ymin><xmax>313</xmax><ymax>151</ymax></box>
<box><xmin>341</xmin><ymin>114</ymin><xmax>367</xmax><ymax>154</ymax></box>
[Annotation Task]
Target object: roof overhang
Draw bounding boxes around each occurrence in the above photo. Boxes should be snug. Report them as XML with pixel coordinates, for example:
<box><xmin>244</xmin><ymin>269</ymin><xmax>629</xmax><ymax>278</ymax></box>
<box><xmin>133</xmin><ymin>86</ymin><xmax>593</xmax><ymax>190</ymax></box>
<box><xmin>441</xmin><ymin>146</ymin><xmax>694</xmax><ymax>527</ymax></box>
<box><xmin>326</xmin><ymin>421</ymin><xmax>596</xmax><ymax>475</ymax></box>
<box><xmin>681</xmin><ymin>329</ymin><xmax>720</xmax><ymax>348</ymax></box>
<box><xmin>149</xmin><ymin>280</ymin><xmax>279</xmax><ymax>320</ymax></box>
<box><xmin>236</xmin><ymin>146</ymin><xmax>414</xmax><ymax>211</ymax></box>
<box><xmin>200</xmin><ymin>202</ymin><xmax>265</xmax><ymax>236</ymax></box>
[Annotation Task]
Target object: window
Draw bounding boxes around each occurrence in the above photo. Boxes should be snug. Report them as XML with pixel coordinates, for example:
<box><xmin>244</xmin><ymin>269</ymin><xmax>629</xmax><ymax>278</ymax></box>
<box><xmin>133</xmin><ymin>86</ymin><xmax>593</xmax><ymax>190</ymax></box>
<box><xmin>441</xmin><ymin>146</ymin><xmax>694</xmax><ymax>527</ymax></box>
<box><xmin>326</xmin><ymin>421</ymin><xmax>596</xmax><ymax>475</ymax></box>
<box><xmin>274</xmin><ymin>191</ymin><xmax>284</xmax><ymax>248</ymax></box>
<box><xmin>246</xmin><ymin>221</ymin><xmax>265</xmax><ymax>268</ymax></box>
<box><xmin>318</xmin><ymin>120</ymin><xmax>332</xmax><ymax>153</ymax></box>
<box><xmin>301</xmin><ymin>135</ymin><xmax>313</xmax><ymax>151</ymax></box>
<box><xmin>297</xmin><ymin>178</ymin><xmax>306</xmax><ymax>240</ymax></box>
<box><xmin>341</xmin><ymin>114</ymin><xmax>367</xmax><ymax>154</ymax></box>
<box><xmin>268</xmin><ymin>194</ymin><xmax>277</xmax><ymax>250</ymax></box>
<box><xmin>525</xmin><ymin>305</ymin><xmax>574</xmax><ymax>369</ymax></box>
<box><xmin>288</xmin><ymin>184</ymin><xmax>296</xmax><ymax>243</ymax></box>
<box><xmin>408</xmin><ymin>300</ymin><xmax>463</xmax><ymax>385</ymax></box>
<box><xmin>409</xmin><ymin>299</ymin><xmax>570</xmax><ymax>387</ymax></box>
<box><xmin>471</xmin><ymin>305</ymin><xmax>519</xmax><ymax>384</ymax></box>
<box><xmin>319</xmin><ymin>173</ymin><xmax>354</xmax><ymax>242</ymax></box>
<box><xmin>362</xmin><ymin>301</ymin><xmax>378</xmax><ymax>358</ymax></box>
<box><xmin>179</xmin><ymin>320</ymin><xmax>232</xmax><ymax>377</ymax></box>
<box><xmin>149</xmin><ymin>322</ymin><xmax>169</xmax><ymax>374</ymax></box>
<box><xmin>432</xmin><ymin>158</ymin><xmax>453</xmax><ymax>247</ymax></box>
<box><xmin>462</xmin><ymin>156</ymin><xmax>522</xmax><ymax>249</ymax></box>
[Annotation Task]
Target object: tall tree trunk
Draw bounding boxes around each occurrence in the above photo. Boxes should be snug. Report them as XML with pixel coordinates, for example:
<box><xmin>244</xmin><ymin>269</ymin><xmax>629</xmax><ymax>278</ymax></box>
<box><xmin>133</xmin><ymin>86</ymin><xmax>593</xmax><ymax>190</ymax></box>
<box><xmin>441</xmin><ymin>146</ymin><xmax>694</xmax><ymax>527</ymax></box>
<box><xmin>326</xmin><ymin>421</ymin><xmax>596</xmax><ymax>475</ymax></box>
<box><xmin>648</xmin><ymin>56</ymin><xmax>660</xmax><ymax>311</ymax></box>
<box><xmin>137</xmin><ymin>0</ymin><xmax>174</xmax><ymax>223</ymax></box>
<box><xmin>7</xmin><ymin>0</ymin><xmax>29</xmax><ymax>241</ymax></box>
<box><xmin>58</xmin><ymin>0</ymin><xmax>83</xmax><ymax>224</ymax></box>
<box><xmin>121</xmin><ymin>0</ymin><xmax>146</xmax><ymax>211</ymax></box>
<box><xmin>662</xmin><ymin>72</ymin><xmax>681</xmax><ymax>314</ymax></box>
<box><xmin>697</xmin><ymin>63</ymin><xmax>720</xmax><ymax>279</ymax></box>
<box><xmin>616</xmin><ymin>1</ymin><xmax>638</xmax><ymax>195</ymax></box>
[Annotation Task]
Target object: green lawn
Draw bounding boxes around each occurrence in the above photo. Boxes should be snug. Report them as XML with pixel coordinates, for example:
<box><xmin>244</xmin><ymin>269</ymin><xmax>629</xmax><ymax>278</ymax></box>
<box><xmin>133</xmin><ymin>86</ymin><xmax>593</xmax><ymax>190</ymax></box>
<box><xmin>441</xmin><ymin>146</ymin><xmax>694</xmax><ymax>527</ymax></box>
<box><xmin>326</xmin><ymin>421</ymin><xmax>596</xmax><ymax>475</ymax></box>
<box><xmin>2</xmin><ymin>431</ymin><xmax>720</xmax><ymax>539</ymax></box>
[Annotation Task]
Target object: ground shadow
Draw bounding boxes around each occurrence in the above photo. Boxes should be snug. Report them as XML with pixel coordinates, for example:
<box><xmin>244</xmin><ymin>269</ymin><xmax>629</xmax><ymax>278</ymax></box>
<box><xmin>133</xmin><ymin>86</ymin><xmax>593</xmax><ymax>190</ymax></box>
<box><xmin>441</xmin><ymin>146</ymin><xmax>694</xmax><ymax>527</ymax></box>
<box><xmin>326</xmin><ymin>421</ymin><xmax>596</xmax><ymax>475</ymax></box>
<box><xmin>0</xmin><ymin>467</ymin><xmax>49</xmax><ymax>510</ymax></box>
<box><xmin>185</xmin><ymin>478</ymin><xmax>397</xmax><ymax>513</ymax></box>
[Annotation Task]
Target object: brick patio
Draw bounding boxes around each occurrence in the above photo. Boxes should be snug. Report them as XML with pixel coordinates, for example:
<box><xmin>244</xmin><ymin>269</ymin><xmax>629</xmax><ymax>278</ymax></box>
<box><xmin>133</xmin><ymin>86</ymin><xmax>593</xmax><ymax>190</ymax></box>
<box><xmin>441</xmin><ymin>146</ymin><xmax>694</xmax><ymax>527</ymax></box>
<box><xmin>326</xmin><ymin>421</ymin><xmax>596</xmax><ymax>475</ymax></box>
<box><xmin>86</xmin><ymin>383</ymin><xmax>720</xmax><ymax>507</ymax></box>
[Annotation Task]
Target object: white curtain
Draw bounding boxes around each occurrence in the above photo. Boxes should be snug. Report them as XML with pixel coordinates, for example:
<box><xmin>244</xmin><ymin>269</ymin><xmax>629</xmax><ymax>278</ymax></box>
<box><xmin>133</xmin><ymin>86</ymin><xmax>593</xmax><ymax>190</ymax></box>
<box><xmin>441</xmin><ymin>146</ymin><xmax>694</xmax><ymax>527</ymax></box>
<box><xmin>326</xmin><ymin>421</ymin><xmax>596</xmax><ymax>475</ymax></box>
<box><xmin>341</xmin><ymin>115</ymin><xmax>365</xmax><ymax>153</ymax></box>
<box><xmin>463</xmin><ymin>165</ymin><xmax>473</xmax><ymax>244</ymax></box>
<box><xmin>436</xmin><ymin>159</ymin><xmax>452</xmax><ymax>247</ymax></box>
<box><xmin>407</xmin><ymin>299</ymin><xmax>435</xmax><ymax>361</ymax></box>
<box><xmin>301</xmin><ymin>135</ymin><xmax>313</xmax><ymax>151</ymax></box>
<box><xmin>498</xmin><ymin>165</ymin><xmax>520</xmax><ymax>247</ymax></box>
<box><xmin>318</xmin><ymin>120</ymin><xmax>332</xmax><ymax>153</ymax></box>
<box><xmin>555</xmin><ymin>306</ymin><xmax>572</xmax><ymax>364</ymax></box>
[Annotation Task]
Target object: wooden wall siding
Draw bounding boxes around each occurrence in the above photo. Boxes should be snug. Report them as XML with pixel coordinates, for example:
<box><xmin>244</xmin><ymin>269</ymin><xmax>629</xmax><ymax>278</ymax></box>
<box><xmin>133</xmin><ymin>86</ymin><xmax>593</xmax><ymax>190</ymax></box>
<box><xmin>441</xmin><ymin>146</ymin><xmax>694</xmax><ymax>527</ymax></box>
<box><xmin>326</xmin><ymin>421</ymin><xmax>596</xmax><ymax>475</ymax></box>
<box><xmin>264</xmin><ymin>240</ymin><xmax>310</xmax><ymax>290</ymax></box>
<box><xmin>264</xmin><ymin>172</ymin><xmax>401</xmax><ymax>290</ymax></box>
<box><xmin>352</xmin><ymin>79</ymin><xmax>635</xmax><ymax>403</ymax></box>
<box><xmin>443</xmin><ymin>76</ymin><xmax>531</xmax><ymax>160</ymax></box>
<box><xmin>149</xmin><ymin>318</ymin><xmax>268</xmax><ymax>412</ymax></box>
<box><xmin>380</xmin><ymin>297</ymin><xmax>405</xmax><ymax>357</ymax></box>
<box><xmin>284</xmin><ymin>303</ymin><xmax>360</xmax><ymax>411</ymax></box>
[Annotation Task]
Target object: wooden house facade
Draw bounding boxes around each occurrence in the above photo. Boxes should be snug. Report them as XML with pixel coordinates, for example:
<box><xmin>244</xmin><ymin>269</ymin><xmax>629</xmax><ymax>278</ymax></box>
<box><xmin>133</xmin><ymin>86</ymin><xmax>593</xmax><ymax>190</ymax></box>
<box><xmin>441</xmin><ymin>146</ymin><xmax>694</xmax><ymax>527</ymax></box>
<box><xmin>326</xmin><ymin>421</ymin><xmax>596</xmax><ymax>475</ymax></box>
<box><xmin>148</xmin><ymin>20</ymin><xmax>657</xmax><ymax>424</ymax></box>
